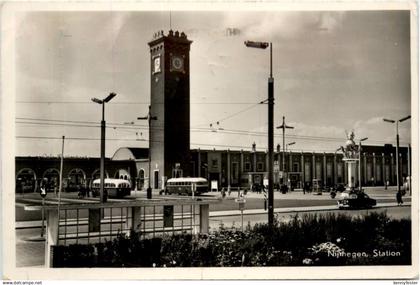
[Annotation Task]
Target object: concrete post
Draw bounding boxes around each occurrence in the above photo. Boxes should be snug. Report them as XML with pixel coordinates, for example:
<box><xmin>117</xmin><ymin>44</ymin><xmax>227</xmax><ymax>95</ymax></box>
<box><xmin>301</xmin><ymin>152</ymin><xmax>304</xmax><ymax>187</ymax></box>
<box><xmin>391</xmin><ymin>153</ymin><xmax>394</xmax><ymax>185</ymax></box>
<box><xmin>333</xmin><ymin>154</ymin><xmax>337</xmax><ymax>185</ymax></box>
<box><xmin>199</xmin><ymin>204</ymin><xmax>209</xmax><ymax>234</ymax></box>
<box><xmin>323</xmin><ymin>152</ymin><xmax>327</xmax><ymax>187</ymax></box>
<box><xmin>240</xmin><ymin>150</ymin><xmax>244</xmax><ymax>173</ymax></box>
<box><xmin>45</xmin><ymin>209</ymin><xmax>59</xmax><ymax>268</ymax></box>
<box><xmin>227</xmin><ymin>149</ymin><xmax>231</xmax><ymax>191</ymax></box>
<box><xmin>363</xmin><ymin>153</ymin><xmax>367</xmax><ymax>185</ymax></box>
<box><xmin>312</xmin><ymin>153</ymin><xmax>315</xmax><ymax>180</ymax></box>
<box><xmin>344</xmin><ymin>159</ymin><xmax>348</xmax><ymax>184</ymax></box>
<box><xmin>382</xmin><ymin>153</ymin><xmax>385</xmax><ymax>186</ymax></box>
<box><xmin>289</xmin><ymin>151</ymin><xmax>293</xmax><ymax>176</ymax></box>
<box><xmin>198</xmin><ymin>148</ymin><xmax>201</xmax><ymax>177</ymax></box>
<box><xmin>131</xmin><ymin>207</ymin><xmax>142</xmax><ymax>233</ymax></box>
<box><xmin>373</xmin><ymin>153</ymin><xmax>376</xmax><ymax>184</ymax></box>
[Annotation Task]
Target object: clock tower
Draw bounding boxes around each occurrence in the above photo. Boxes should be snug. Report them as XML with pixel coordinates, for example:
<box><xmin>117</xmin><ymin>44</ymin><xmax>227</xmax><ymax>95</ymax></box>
<box><xmin>148</xmin><ymin>30</ymin><xmax>192</xmax><ymax>188</ymax></box>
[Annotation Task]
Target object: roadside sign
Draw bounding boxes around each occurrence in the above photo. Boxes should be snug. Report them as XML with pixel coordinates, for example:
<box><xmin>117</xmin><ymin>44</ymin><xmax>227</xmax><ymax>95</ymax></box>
<box><xmin>235</xmin><ymin>198</ymin><xmax>246</xmax><ymax>230</ymax></box>
<box><xmin>211</xmin><ymin>180</ymin><xmax>218</xmax><ymax>192</ymax></box>
<box><xmin>40</xmin><ymin>187</ymin><xmax>47</xmax><ymax>198</ymax></box>
<box><xmin>263</xmin><ymin>178</ymin><xmax>268</xmax><ymax>187</ymax></box>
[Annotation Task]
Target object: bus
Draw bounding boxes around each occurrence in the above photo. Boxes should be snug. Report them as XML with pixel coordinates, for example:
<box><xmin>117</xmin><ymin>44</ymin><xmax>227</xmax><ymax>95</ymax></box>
<box><xmin>91</xmin><ymin>178</ymin><xmax>131</xmax><ymax>198</ymax></box>
<box><xmin>165</xmin><ymin>177</ymin><xmax>209</xmax><ymax>196</ymax></box>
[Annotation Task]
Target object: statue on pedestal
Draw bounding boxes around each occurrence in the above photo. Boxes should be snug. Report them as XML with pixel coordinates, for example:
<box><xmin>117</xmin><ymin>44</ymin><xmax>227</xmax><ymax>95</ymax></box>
<box><xmin>340</xmin><ymin>130</ymin><xmax>359</xmax><ymax>159</ymax></box>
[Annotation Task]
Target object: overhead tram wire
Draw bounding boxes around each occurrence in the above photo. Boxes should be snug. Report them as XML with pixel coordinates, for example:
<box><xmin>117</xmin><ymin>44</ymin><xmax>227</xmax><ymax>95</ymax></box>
<box><xmin>15</xmin><ymin>135</ymin><xmax>342</xmax><ymax>152</ymax></box>
<box><xmin>196</xmin><ymin>99</ymin><xmax>266</xmax><ymax>128</ymax></box>
<box><xmin>16</xmin><ymin>119</ymin><xmax>404</xmax><ymax>145</ymax></box>
<box><xmin>16</xmin><ymin>101</ymin><xmax>258</xmax><ymax>105</ymax></box>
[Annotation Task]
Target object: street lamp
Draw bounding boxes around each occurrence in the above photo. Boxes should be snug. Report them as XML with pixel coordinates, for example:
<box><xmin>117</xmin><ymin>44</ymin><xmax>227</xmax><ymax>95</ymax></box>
<box><xmin>286</xmin><ymin>141</ymin><xmax>296</xmax><ymax>152</ymax></box>
<box><xmin>138</xmin><ymin>105</ymin><xmax>157</xmax><ymax>199</ymax></box>
<box><xmin>358</xmin><ymin>137</ymin><xmax>368</xmax><ymax>192</ymax></box>
<box><xmin>383</xmin><ymin>115</ymin><xmax>411</xmax><ymax>192</ymax></box>
<box><xmin>277</xmin><ymin>116</ymin><xmax>294</xmax><ymax>186</ymax></box>
<box><xmin>91</xmin><ymin>92</ymin><xmax>117</xmax><ymax>203</ymax></box>
<box><xmin>245</xmin><ymin>40</ymin><xmax>275</xmax><ymax>227</ymax></box>
<box><xmin>285</xmin><ymin>142</ymin><xmax>296</xmax><ymax>186</ymax></box>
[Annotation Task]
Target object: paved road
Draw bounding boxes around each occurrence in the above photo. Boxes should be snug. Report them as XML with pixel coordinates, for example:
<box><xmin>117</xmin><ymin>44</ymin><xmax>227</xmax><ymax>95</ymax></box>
<box><xmin>15</xmin><ymin>189</ymin><xmax>410</xmax><ymax>221</ymax></box>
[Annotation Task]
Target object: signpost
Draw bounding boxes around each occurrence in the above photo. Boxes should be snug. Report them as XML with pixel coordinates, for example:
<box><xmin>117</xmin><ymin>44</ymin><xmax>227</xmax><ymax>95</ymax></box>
<box><xmin>235</xmin><ymin>198</ymin><xmax>246</xmax><ymax>231</ymax></box>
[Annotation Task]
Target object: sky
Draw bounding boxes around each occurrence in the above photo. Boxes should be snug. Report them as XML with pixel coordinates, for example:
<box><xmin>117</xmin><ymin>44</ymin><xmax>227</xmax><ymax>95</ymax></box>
<box><xmin>14</xmin><ymin>10</ymin><xmax>412</xmax><ymax>157</ymax></box>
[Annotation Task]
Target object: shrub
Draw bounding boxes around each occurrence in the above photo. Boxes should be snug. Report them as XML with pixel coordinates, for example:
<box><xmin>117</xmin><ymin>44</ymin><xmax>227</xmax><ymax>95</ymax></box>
<box><xmin>51</xmin><ymin>211</ymin><xmax>411</xmax><ymax>267</ymax></box>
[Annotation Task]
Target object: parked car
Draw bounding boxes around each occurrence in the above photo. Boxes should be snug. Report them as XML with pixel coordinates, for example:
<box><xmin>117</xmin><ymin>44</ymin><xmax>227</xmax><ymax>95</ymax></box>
<box><xmin>334</xmin><ymin>183</ymin><xmax>346</xmax><ymax>192</ymax></box>
<box><xmin>337</xmin><ymin>191</ymin><xmax>376</xmax><ymax>209</ymax></box>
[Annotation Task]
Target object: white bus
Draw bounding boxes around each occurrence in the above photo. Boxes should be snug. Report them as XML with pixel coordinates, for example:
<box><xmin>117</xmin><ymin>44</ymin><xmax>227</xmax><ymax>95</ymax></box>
<box><xmin>165</xmin><ymin>177</ymin><xmax>209</xmax><ymax>195</ymax></box>
<box><xmin>91</xmin><ymin>178</ymin><xmax>131</xmax><ymax>198</ymax></box>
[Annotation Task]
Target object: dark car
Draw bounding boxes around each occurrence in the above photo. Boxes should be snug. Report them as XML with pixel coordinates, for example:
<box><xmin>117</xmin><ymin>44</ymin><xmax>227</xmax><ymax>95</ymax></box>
<box><xmin>334</xmin><ymin>183</ymin><xmax>346</xmax><ymax>192</ymax></box>
<box><xmin>337</xmin><ymin>191</ymin><xmax>376</xmax><ymax>209</ymax></box>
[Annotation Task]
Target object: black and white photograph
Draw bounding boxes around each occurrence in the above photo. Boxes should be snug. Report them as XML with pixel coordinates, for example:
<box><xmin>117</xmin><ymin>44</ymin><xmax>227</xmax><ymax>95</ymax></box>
<box><xmin>1</xmin><ymin>1</ymin><xmax>418</xmax><ymax>281</ymax></box>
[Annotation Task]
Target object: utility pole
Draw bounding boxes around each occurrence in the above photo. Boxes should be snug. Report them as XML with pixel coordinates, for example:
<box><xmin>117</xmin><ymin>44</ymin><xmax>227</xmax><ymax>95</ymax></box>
<box><xmin>138</xmin><ymin>105</ymin><xmax>157</xmax><ymax>199</ymax></box>
<box><xmin>358</xmin><ymin>137</ymin><xmax>368</xmax><ymax>192</ymax></box>
<box><xmin>277</xmin><ymin>116</ymin><xmax>294</xmax><ymax>186</ymax></box>
<box><xmin>383</xmin><ymin>115</ymin><xmax>411</xmax><ymax>192</ymax></box>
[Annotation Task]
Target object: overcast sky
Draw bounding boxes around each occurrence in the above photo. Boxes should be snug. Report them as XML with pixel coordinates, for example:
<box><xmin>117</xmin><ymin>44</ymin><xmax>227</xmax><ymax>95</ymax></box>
<box><xmin>14</xmin><ymin>10</ymin><xmax>412</xmax><ymax>157</ymax></box>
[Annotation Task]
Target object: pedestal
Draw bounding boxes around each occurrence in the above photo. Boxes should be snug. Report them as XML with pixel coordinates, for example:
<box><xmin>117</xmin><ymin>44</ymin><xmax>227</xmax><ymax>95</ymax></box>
<box><xmin>343</xmin><ymin>158</ymin><xmax>358</xmax><ymax>191</ymax></box>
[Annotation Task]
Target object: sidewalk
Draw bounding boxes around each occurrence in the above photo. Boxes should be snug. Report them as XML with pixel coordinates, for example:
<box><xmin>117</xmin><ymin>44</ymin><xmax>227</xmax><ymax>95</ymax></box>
<box><xmin>209</xmin><ymin>202</ymin><xmax>411</xmax><ymax>218</ymax></box>
<box><xmin>204</xmin><ymin>187</ymin><xmax>410</xmax><ymax>200</ymax></box>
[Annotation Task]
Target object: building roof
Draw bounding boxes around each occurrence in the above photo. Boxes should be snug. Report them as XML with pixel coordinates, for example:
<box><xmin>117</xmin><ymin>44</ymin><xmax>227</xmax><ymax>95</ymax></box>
<box><xmin>111</xmin><ymin>147</ymin><xmax>149</xmax><ymax>161</ymax></box>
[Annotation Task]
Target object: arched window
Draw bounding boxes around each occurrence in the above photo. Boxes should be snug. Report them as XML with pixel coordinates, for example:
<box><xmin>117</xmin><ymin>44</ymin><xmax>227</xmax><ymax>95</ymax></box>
<box><xmin>137</xmin><ymin>169</ymin><xmax>145</xmax><ymax>190</ymax></box>
<box><xmin>67</xmin><ymin>168</ymin><xmax>86</xmax><ymax>192</ymax></box>
<box><xmin>42</xmin><ymin>168</ymin><xmax>60</xmax><ymax>192</ymax></box>
<box><xmin>16</xmin><ymin>168</ymin><xmax>37</xmax><ymax>193</ymax></box>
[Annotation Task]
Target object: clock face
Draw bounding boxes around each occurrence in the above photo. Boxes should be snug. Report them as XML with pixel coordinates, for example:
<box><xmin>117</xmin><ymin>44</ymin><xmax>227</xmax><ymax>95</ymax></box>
<box><xmin>171</xmin><ymin>55</ymin><xmax>184</xmax><ymax>72</ymax></box>
<box><xmin>153</xmin><ymin>56</ymin><xmax>161</xmax><ymax>74</ymax></box>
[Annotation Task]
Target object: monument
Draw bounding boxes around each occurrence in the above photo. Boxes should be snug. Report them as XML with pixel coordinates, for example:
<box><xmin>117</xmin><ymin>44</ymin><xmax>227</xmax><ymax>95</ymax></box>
<box><xmin>339</xmin><ymin>130</ymin><xmax>360</xmax><ymax>191</ymax></box>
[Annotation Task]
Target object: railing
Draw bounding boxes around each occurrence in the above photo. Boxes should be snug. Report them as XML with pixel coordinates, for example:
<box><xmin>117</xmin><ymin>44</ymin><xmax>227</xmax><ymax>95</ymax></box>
<box><xmin>55</xmin><ymin>204</ymin><xmax>200</xmax><ymax>245</ymax></box>
<box><xmin>25</xmin><ymin>198</ymin><xmax>220</xmax><ymax>267</ymax></box>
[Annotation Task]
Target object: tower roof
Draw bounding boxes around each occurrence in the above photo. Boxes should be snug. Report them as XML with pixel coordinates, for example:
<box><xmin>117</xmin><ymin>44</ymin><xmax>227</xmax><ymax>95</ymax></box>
<box><xmin>148</xmin><ymin>30</ymin><xmax>192</xmax><ymax>47</ymax></box>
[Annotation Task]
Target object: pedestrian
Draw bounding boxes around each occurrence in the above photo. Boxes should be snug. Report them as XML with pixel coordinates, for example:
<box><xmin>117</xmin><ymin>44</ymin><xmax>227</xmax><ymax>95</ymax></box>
<box><xmin>403</xmin><ymin>178</ymin><xmax>408</xmax><ymax>196</ymax></box>
<box><xmin>396</xmin><ymin>190</ymin><xmax>403</xmax><ymax>206</ymax></box>
<box><xmin>385</xmin><ymin>180</ymin><xmax>389</xmax><ymax>190</ymax></box>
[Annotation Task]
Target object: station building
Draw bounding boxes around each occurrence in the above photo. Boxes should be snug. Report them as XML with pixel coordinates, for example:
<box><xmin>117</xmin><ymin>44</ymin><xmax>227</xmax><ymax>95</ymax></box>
<box><xmin>15</xmin><ymin>144</ymin><xmax>410</xmax><ymax>193</ymax></box>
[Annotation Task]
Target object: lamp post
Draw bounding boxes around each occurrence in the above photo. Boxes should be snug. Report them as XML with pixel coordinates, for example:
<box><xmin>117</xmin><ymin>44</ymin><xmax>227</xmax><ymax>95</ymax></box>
<box><xmin>91</xmin><ymin>92</ymin><xmax>116</xmax><ymax>203</ymax></box>
<box><xmin>277</xmin><ymin>116</ymin><xmax>294</xmax><ymax>186</ymax></box>
<box><xmin>383</xmin><ymin>115</ymin><xmax>411</xmax><ymax>192</ymax></box>
<box><xmin>138</xmin><ymin>105</ymin><xmax>157</xmax><ymax>199</ymax></box>
<box><xmin>358</xmin><ymin>137</ymin><xmax>368</xmax><ymax>192</ymax></box>
<box><xmin>245</xmin><ymin>40</ymin><xmax>274</xmax><ymax>227</ymax></box>
<box><xmin>286</xmin><ymin>141</ymin><xmax>296</xmax><ymax>153</ymax></box>
<box><xmin>286</xmin><ymin>142</ymin><xmax>296</xmax><ymax>188</ymax></box>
